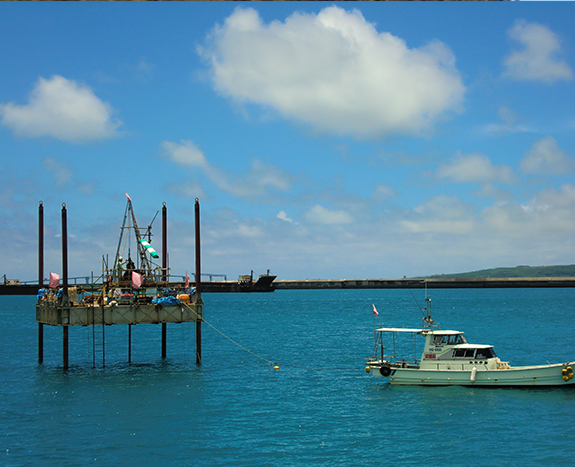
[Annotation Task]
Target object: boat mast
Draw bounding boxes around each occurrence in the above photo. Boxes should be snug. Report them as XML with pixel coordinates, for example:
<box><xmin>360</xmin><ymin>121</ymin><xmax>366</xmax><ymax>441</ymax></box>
<box><xmin>422</xmin><ymin>296</ymin><xmax>441</xmax><ymax>331</ymax></box>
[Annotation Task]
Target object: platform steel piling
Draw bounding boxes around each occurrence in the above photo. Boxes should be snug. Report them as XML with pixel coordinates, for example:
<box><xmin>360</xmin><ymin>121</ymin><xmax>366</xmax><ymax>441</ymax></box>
<box><xmin>61</xmin><ymin>203</ymin><xmax>69</xmax><ymax>370</ymax></box>
<box><xmin>162</xmin><ymin>203</ymin><xmax>167</xmax><ymax>359</ymax></box>
<box><xmin>38</xmin><ymin>201</ymin><xmax>44</xmax><ymax>364</ymax></box>
<box><xmin>38</xmin><ymin>324</ymin><xmax>43</xmax><ymax>365</ymax></box>
<box><xmin>195</xmin><ymin>198</ymin><xmax>202</xmax><ymax>365</ymax></box>
<box><xmin>63</xmin><ymin>326</ymin><xmax>69</xmax><ymax>371</ymax></box>
<box><xmin>162</xmin><ymin>324</ymin><xmax>167</xmax><ymax>359</ymax></box>
<box><xmin>38</xmin><ymin>201</ymin><xmax>44</xmax><ymax>288</ymax></box>
<box><xmin>128</xmin><ymin>324</ymin><xmax>132</xmax><ymax>363</ymax></box>
<box><xmin>61</xmin><ymin>204</ymin><xmax>68</xmax><ymax>299</ymax></box>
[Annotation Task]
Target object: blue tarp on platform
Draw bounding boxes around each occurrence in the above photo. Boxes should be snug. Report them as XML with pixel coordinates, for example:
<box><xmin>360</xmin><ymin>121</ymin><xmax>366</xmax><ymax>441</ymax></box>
<box><xmin>152</xmin><ymin>296</ymin><xmax>181</xmax><ymax>305</ymax></box>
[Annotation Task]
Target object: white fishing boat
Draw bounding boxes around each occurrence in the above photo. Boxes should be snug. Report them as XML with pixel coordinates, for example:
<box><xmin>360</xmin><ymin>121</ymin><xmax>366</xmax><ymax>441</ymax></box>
<box><xmin>365</xmin><ymin>297</ymin><xmax>575</xmax><ymax>386</ymax></box>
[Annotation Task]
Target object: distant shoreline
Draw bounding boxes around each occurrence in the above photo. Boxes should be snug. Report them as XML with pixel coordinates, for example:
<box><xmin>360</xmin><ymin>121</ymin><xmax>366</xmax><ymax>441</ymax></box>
<box><xmin>2</xmin><ymin>276</ymin><xmax>575</xmax><ymax>295</ymax></box>
<box><xmin>274</xmin><ymin>277</ymin><xmax>575</xmax><ymax>289</ymax></box>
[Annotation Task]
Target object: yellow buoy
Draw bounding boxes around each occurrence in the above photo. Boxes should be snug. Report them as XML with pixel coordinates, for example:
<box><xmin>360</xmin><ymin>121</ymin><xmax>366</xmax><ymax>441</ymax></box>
<box><xmin>365</xmin><ymin>366</ymin><xmax>371</xmax><ymax>373</ymax></box>
<box><xmin>563</xmin><ymin>375</ymin><xmax>569</xmax><ymax>382</ymax></box>
<box><xmin>274</xmin><ymin>365</ymin><xmax>280</xmax><ymax>370</ymax></box>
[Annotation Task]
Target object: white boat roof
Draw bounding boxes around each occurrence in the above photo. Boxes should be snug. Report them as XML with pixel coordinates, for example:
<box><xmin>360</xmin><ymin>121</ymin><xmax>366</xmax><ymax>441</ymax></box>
<box><xmin>375</xmin><ymin>327</ymin><xmax>423</xmax><ymax>333</ymax></box>
<box><xmin>375</xmin><ymin>328</ymin><xmax>463</xmax><ymax>335</ymax></box>
<box><xmin>426</xmin><ymin>330</ymin><xmax>463</xmax><ymax>335</ymax></box>
<box><xmin>458</xmin><ymin>343</ymin><xmax>493</xmax><ymax>349</ymax></box>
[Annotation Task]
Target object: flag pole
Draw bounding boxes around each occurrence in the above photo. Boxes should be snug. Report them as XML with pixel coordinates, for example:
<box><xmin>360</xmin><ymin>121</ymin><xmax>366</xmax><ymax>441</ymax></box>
<box><xmin>372</xmin><ymin>304</ymin><xmax>379</xmax><ymax>344</ymax></box>
<box><xmin>373</xmin><ymin>311</ymin><xmax>376</xmax><ymax>343</ymax></box>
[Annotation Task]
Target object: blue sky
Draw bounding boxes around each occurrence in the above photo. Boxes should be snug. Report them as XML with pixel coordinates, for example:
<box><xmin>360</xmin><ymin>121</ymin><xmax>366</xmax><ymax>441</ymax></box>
<box><xmin>2</xmin><ymin>2</ymin><xmax>575</xmax><ymax>282</ymax></box>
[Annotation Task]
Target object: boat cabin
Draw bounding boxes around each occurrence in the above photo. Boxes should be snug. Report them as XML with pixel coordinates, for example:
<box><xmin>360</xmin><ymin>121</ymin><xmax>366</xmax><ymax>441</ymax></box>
<box><xmin>373</xmin><ymin>327</ymin><xmax>500</xmax><ymax>371</ymax></box>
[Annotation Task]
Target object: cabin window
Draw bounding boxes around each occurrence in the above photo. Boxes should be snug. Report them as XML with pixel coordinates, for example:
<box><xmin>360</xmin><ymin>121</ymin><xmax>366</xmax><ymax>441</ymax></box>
<box><xmin>447</xmin><ymin>335</ymin><xmax>464</xmax><ymax>345</ymax></box>
<box><xmin>475</xmin><ymin>348</ymin><xmax>496</xmax><ymax>359</ymax></box>
<box><xmin>433</xmin><ymin>334</ymin><xmax>465</xmax><ymax>346</ymax></box>
<box><xmin>452</xmin><ymin>348</ymin><xmax>496</xmax><ymax>359</ymax></box>
<box><xmin>433</xmin><ymin>335</ymin><xmax>446</xmax><ymax>345</ymax></box>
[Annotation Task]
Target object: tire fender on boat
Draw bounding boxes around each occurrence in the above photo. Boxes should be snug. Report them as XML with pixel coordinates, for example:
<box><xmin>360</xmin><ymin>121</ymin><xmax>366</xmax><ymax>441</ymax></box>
<box><xmin>470</xmin><ymin>366</ymin><xmax>477</xmax><ymax>384</ymax></box>
<box><xmin>380</xmin><ymin>365</ymin><xmax>392</xmax><ymax>377</ymax></box>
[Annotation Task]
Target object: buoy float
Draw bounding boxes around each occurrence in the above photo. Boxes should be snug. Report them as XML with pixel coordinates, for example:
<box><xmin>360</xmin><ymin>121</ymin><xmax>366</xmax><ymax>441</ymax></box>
<box><xmin>380</xmin><ymin>365</ymin><xmax>391</xmax><ymax>377</ymax></box>
<box><xmin>274</xmin><ymin>365</ymin><xmax>279</xmax><ymax>370</ymax></box>
<box><xmin>470</xmin><ymin>366</ymin><xmax>477</xmax><ymax>384</ymax></box>
<box><xmin>365</xmin><ymin>366</ymin><xmax>371</xmax><ymax>373</ymax></box>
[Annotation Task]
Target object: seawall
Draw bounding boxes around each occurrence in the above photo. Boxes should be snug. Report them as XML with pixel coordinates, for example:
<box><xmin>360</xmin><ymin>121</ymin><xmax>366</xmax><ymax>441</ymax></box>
<box><xmin>274</xmin><ymin>277</ymin><xmax>575</xmax><ymax>289</ymax></box>
<box><xmin>2</xmin><ymin>276</ymin><xmax>575</xmax><ymax>295</ymax></box>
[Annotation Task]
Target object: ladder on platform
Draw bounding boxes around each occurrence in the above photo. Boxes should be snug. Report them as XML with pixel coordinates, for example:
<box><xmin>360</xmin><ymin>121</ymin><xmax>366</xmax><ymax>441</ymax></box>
<box><xmin>92</xmin><ymin>307</ymin><xmax>105</xmax><ymax>368</ymax></box>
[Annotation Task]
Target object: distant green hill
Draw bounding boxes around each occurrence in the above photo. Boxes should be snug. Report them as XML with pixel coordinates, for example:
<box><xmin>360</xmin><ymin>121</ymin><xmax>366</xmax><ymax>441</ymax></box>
<box><xmin>427</xmin><ymin>265</ymin><xmax>575</xmax><ymax>279</ymax></box>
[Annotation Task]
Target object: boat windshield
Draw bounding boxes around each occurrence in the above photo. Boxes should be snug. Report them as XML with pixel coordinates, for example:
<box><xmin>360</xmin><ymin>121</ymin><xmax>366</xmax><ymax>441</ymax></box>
<box><xmin>453</xmin><ymin>347</ymin><xmax>496</xmax><ymax>359</ymax></box>
<box><xmin>476</xmin><ymin>348</ymin><xmax>496</xmax><ymax>359</ymax></box>
<box><xmin>433</xmin><ymin>334</ymin><xmax>465</xmax><ymax>345</ymax></box>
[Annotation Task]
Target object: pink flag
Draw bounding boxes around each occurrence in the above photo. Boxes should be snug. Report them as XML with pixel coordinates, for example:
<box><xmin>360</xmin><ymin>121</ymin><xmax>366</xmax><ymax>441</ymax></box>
<box><xmin>126</xmin><ymin>192</ymin><xmax>132</xmax><ymax>202</ymax></box>
<box><xmin>48</xmin><ymin>272</ymin><xmax>60</xmax><ymax>289</ymax></box>
<box><xmin>372</xmin><ymin>304</ymin><xmax>379</xmax><ymax>316</ymax></box>
<box><xmin>185</xmin><ymin>273</ymin><xmax>190</xmax><ymax>288</ymax></box>
<box><xmin>132</xmin><ymin>271</ymin><xmax>143</xmax><ymax>289</ymax></box>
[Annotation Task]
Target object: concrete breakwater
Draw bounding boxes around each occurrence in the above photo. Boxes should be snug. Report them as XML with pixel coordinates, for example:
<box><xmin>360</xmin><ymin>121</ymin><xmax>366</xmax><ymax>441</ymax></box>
<box><xmin>3</xmin><ymin>276</ymin><xmax>575</xmax><ymax>295</ymax></box>
<box><xmin>274</xmin><ymin>277</ymin><xmax>575</xmax><ymax>289</ymax></box>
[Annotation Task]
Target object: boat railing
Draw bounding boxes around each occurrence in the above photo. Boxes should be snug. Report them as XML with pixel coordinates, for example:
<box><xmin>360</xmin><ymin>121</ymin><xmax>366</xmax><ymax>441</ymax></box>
<box><xmin>371</xmin><ymin>328</ymin><xmax>421</xmax><ymax>366</ymax></box>
<box><xmin>496</xmin><ymin>359</ymin><xmax>511</xmax><ymax>370</ymax></box>
<box><xmin>385</xmin><ymin>354</ymin><xmax>419</xmax><ymax>366</ymax></box>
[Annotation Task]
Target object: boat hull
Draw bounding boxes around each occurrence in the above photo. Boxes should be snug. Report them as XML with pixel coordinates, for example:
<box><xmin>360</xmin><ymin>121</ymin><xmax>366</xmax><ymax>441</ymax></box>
<box><xmin>368</xmin><ymin>362</ymin><xmax>575</xmax><ymax>387</ymax></box>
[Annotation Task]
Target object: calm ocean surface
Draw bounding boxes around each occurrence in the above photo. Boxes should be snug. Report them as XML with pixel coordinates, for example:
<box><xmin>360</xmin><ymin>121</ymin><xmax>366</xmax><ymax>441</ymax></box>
<box><xmin>2</xmin><ymin>288</ymin><xmax>575</xmax><ymax>466</ymax></box>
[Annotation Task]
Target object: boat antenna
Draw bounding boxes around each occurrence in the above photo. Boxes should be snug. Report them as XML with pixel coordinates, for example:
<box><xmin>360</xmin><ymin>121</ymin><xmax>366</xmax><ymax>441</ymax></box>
<box><xmin>408</xmin><ymin>281</ymin><xmax>440</xmax><ymax>330</ymax></box>
<box><xmin>408</xmin><ymin>288</ymin><xmax>426</xmax><ymax>317</ymax></box>
<box><xmin>422</xmin><ymin>294</ymin><xmax>441</xmax><ymax>331</ymax></box>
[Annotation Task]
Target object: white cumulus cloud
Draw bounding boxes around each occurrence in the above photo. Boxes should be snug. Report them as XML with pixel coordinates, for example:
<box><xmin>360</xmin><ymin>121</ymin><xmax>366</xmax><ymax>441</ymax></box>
<box><xmin>484</xmin><ymin>184</ymin><xmax>575</xmax><ymax>236</ymax></box>
<box><xmin>372</xmin><ymin>184</ymin><xmax>396</xmax><ymax>200</ymax></box>
<box><xmin>161</xmin><ymin>139</ymin><xmax>209</xmax><ymax>168</ymax></box>
<box><xmin>482</xmin><ymin>106</ymin><xmax>531</xmax><ymax>135</ymax></box>
<box><xmin>0</xmin><ymin>75</ymin><xmax>122</xmax><ymax>142</ymax></box>
<box><xmin>520</xmin><ymin>136</ymin><xmax>575</xmax><ymax>176</ymax></box>
<box><xmin>503</xmin><ymin>20</ymin><xmax>572</xmax><ymax>83</ymax></box>
<box><xmin>161</xmin><ymin>139</ymin><xmax>294</xmax><ymax>200</ymax></box>
<box><xmin>277</xmin><ymin>211</ymin><xmax>293</xmax><ymax>223</ymax></box>
<box><xmin>200</xmin><ymin>6</ymin><xmax>465</xmax><ymax>138</ymax></box>
<box><xmin>43</xmin><ymin>157</ymin><xmax>73</xmax><ymax>187</ymax></box>
<box><xmin>437</xmin><ymin>153</ymin><xmax>515</xmax><ymax>185</ymax></box>
<box><xmin>400</xmin><ymin>195</ymin><xmax>475</xmax><ymax>234</ymax></box>
<box><xmin>305</xmin><ymin>205</ymin><xmax>353</xmax><ymax>225</ymax></box>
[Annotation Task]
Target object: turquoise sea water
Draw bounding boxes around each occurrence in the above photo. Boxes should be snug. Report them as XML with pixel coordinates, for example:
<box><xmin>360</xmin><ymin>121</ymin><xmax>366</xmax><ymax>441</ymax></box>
<box><xmin>1</xmin><ymin>288</ymin><xmax>575</xmax><ymax>466</ymax></box>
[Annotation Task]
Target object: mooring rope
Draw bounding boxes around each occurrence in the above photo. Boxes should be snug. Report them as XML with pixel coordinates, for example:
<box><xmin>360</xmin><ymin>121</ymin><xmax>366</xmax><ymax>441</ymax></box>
<box><xmin>202</xmin><ymin>318</ymin><xmax>277</xmax><ymax>367</ymax></box>
<box><xmin>182</xmin><ymin>302</ymin><xmax>276</xmax><ymax>366</ymax></box>
<box><xmin>182</xmin><ymin>302</ymin><xmax>363</xmax><ymax>371</ymax></box>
